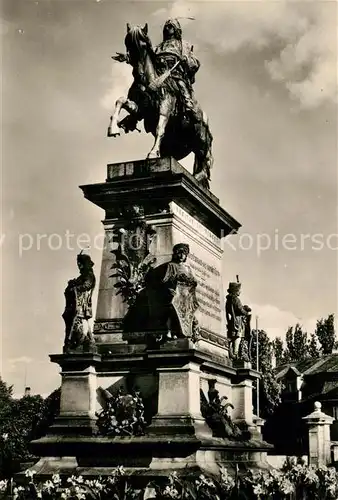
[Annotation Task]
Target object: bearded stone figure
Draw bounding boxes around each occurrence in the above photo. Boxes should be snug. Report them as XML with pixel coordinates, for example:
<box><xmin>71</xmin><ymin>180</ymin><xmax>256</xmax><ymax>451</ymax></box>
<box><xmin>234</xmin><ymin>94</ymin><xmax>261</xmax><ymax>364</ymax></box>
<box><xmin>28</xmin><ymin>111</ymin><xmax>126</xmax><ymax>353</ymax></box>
<box><xmin>62</xmin><ymin>251</ymin><xmax>96</xmax><ymax>353</ymax></box>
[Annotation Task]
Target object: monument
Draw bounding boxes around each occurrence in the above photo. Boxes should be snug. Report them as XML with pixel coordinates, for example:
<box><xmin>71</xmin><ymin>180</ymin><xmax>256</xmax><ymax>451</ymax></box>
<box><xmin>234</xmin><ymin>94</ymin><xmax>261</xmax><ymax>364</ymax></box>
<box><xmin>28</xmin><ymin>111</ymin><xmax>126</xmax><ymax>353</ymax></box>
<box><xmin>30</xmin><ymin>19</ymin><xmax>272</xmax><ymax>480</ymax></box>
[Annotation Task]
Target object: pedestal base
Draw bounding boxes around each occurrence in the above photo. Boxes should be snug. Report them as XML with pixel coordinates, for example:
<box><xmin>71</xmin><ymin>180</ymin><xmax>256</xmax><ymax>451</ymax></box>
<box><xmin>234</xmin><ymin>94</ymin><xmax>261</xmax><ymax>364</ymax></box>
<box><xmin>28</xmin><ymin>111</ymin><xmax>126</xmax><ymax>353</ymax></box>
<box><xmin>26</xmin><ymin>158</ymin><xmax>275</xmax><ymax>481</ymax></box>
<box><xmin>30</xmin><ymin>341</ymin><xmax>272</xmax><ymax>479</ymax></box>
<box><xmin>30</xmin><ymin>435</ymin><xmax>272</xmax><ymax>479</ymax></box>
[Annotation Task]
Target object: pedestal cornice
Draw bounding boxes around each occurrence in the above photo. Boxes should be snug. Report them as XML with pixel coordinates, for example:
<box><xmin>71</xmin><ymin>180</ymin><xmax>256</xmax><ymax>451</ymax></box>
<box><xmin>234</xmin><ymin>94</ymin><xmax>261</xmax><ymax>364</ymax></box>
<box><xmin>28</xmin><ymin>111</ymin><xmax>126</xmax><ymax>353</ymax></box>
<box><xmin>80</xmin><ymin>157</ymin><xmax>241</xmax><ymax>238</ymax></box>
<box><xmin>50</xmin><ymin>352</ymin><xmax>102</xmax><ymax>371</ymax></box>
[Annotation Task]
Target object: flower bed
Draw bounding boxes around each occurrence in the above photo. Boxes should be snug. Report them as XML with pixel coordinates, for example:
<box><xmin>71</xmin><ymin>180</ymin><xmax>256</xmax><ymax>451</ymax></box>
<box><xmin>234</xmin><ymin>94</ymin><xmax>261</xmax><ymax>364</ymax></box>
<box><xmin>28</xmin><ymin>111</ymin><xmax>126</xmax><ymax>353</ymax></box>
<box><xmin>0</xmin><ymin>461</ymin><xmax>337</xmax><ymax>500</ymax></box>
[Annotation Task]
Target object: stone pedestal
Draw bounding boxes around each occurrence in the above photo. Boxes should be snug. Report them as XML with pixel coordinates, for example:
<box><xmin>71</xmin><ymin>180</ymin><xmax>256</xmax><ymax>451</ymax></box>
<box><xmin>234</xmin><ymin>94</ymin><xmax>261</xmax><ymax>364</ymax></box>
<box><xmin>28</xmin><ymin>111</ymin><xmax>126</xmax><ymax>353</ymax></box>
<box><xmin>149</xmin><ymin>362</ymin><xmax>211</xmax><ymax>438</ymax></box>
<box><xmin>49</xmin><ymin>353</ymin><xmax>101</xmax><ymax>436</ymax></box>
<box><xmin>253</xmin><ymin>415</ymin><xmax>265</xmax><ymax>437</ymax></box>
<box><xmin>31</xmin><ymin>340</ymin><xmax>272</xmax><ymax>477</ymax></box>
<box><xmin>231</xmin><ymin>366</ymin><xmax>260</xmax><ymax>435</ymax></box>
<box><xmin>29</xmin><ymin>158</ymin><xmax>273</xmax><ymax>478</ymax></box>
<box><xmin>303</xmin><ymin>401</ymin><xmax>334</xmax><ymax>467</ymax></box>
<box><xmin>81</xmin><ymin>157</ymin><xmax>240</xmax><ymax>347</ymax></box>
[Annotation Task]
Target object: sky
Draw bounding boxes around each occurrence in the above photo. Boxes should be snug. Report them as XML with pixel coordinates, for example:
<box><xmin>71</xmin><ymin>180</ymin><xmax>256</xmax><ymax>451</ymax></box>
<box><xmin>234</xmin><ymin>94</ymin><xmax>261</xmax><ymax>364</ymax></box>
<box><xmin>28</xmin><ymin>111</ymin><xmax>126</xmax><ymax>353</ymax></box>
<box><xmin>1</xmin><ymin>0</ymin><xmax>337</xmax><ymax>396</ymax></box>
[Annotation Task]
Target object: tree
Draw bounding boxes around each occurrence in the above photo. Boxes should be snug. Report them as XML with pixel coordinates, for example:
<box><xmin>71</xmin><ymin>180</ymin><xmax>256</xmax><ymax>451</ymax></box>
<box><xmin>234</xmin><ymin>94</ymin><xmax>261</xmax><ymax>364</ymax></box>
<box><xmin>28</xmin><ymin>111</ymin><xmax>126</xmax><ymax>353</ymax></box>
<box><xmin>0</xmin><ymin>378</ymin><xmax>13</xmax><ymax>402</ymax></box>
<box><xmin>283</xmin><ymin>324</ymin><xmax>309</xmax><ymax>362</ymax></box>
<box><xmin>0</xmin><ymin>378</ymin><xmax>15</xmax><ymax>478</ymax></box>
<box><xmin>0</xmin><ymin>395</ymin><xmax>45</xmax><ymax>479</ymax></box>
<box><xmin>32</xmin><ymin>387</ymin><xmax>60</xmax><ymax>439</ymax></box>
<box><xmin>316</xmin><ymin>314</ymin><xmax>336</xmax><ymax>355</ymax></box>
<box><xmin>0</xmin><ymin>379</ymin><xmax>47</xmax><ymax>479</ymax></box>
<box><xmin>0</xmin><ymin>378</ymin><xmax>13</xmax><ymax>432</ymax></box>
<box><xmin>250</xmin><ymin>330</ymin><xmax>282</xmax><ymax>418</ymax></box>
<box><xmin>308</xmin><ymin>333</ymin><xmax>320</xmax><ymax>359</ymax></box>
<box><xmin>293</xmin><ymin>324</ymin><xmax>309</xmax><ymax>361</ymax></box>
<box><xmin>283</xmin><ymin>326</ymin><xmax>295</xmax><ymax>363</ymax></box>
<box><xmin>272</xmin><ymin>337</ymin><xmax>284</xmax><ymax>366</ymax></box>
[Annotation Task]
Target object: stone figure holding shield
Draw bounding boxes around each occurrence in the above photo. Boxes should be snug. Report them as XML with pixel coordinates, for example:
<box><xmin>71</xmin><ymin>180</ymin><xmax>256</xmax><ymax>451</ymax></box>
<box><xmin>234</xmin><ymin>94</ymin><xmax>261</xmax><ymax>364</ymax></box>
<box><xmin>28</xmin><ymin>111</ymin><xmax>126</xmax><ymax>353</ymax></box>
<box><xmin>123</xmin><ymin>243</ymin><xmax>199</xmax><ymax>343</ymax></box>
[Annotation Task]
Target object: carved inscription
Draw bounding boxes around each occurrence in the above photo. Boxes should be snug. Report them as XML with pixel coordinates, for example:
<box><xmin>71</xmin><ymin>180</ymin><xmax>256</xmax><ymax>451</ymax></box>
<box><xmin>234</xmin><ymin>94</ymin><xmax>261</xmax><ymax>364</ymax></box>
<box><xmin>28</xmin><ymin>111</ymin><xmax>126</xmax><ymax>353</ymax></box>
<box><xmin>189</xmin><ymin>253</ymin><xmax>220</xmax><ymax>277</ymax></box>
<box><xmin>171</xmin><ymin>203</ymin><xmax>220</xmax><ymax>246</ymax></box>
<box><xmin>187</xmin><ymin>253</ymin><xmax>222</xmax><ymax>323</ymax></box>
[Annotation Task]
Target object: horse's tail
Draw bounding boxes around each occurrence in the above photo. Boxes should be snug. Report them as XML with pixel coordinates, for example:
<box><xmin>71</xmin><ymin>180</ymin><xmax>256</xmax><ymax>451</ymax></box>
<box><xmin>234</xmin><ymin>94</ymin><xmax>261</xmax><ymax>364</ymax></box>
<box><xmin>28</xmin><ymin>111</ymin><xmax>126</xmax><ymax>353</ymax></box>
<box><xmin>202</xmin><ymin>111</ymin><xmax>213</xmax><ymax>143</ymax></box>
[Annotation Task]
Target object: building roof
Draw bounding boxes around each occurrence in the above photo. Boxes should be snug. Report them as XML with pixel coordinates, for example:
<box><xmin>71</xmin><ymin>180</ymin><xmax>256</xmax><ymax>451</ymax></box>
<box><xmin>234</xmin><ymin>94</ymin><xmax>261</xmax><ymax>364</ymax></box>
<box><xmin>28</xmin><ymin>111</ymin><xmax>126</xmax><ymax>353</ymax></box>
<box><xmin>304</xmin><ymin>355</ymin><xmax>338</xmax><ymax>375</ymax></box>
<box><xmin>276</xmin><ymin>354</ymin><xmax>338</xmax><ymax>403</ymax></box>
<box><xmin>301</xmin><ymin>381</ymin><xmax>338</xmax><ymax>402</ymax></box>
<box><xmin>276</xmin><ymin>354</ymin><xmax>338</xmax><ymax>379</ymax></box>
<box><xmin>276</xmin><ymin>365</ymin><xmax>301</xmax><ymax>379</ymax></box>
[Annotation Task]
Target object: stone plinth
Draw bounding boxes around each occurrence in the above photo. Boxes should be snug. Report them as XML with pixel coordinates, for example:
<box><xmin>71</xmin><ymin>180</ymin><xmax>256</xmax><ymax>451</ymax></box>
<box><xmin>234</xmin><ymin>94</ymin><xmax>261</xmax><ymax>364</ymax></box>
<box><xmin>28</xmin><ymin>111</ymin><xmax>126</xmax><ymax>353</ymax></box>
<box><xmin>48</xmin><ymin>353</ymin><xmax>101</xmax><ymax>436</ymax></box>
<box><xmin>303</xmin><ymin>401</ymin><xmax>334</xmax><ymax>467</ymax></box>
<box><xmin>27</xmin><ymin>158</ymin><xmax>274</xmax><ymax>479</ymax></box>
<box><xmin>30</xmin><ymin>340</ymin><xmax>272</xmax><ymax>477</ymax></box>
<box><xmin>80</xmin><ymin>158</ymin><xmax>240</xmax><ymax>346</ymax></box>
<box><xmin>149</xmin><ymin>360</ymin><xmax>213</xmax><ymax>439</ymax></box>
<box><xmin>231</xmin><ymin>365</ymin><xmax>260</xmax><ymax>435</ymax></box>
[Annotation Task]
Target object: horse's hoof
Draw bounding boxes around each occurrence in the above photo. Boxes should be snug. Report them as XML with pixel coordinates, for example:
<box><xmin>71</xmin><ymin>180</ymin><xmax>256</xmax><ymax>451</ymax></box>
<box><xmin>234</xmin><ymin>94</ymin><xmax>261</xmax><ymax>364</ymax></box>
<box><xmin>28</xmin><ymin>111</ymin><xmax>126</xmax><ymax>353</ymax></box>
<box><xmin>194</xmin><ymin>171</ymin><xmax>210</xmax><ymax>190</ymax></box>
<box><xmin>107</xmin><ymin>127</ymin><xmax>120</xmax><ymax>138</ymax></box>
<box><xmin>194</xmin><ymin>171</ymin><xmax>206</xmax><ymax>182</ymax></box>
<box><xmin>147</xmin><ymin>150</ymin><xmax>160</xmax><ymax>159</ymax></box>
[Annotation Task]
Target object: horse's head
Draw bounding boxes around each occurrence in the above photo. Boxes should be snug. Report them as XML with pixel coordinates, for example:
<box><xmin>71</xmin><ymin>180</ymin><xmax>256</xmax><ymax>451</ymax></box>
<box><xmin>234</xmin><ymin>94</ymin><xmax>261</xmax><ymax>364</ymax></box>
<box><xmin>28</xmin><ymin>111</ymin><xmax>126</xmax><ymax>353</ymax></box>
<box><xmin>124</xmin><ymin>23</ymin><xmax>153</xmax><ymax>65</ymax></box>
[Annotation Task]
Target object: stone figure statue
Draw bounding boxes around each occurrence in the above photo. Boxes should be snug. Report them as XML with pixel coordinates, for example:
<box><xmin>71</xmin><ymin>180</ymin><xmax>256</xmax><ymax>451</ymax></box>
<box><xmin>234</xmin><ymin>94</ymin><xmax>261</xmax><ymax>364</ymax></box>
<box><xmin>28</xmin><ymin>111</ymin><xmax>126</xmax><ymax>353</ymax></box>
<box><xmin>200</xmin><ymin>380</ymin><xmax>242</xmax><ymax>439</ymax></box>
<box><xmin>225</xmin><ymin>277</ymin><xmax>252</xmax><ymax>362</ymax></box>
<box><xmin>123</xmin><ymin>243</ymin><xmax>199</xmax><ymax>343</ymax></box>
<box><xmin>107</xmin><ymin>20</ymin><xmax>213</xmax><ymax>189</ymax></box>
<box><xmin>154</xmin><ymin>18</ymin><xmax>200</xmax><ymax>122</ymax></box>
<box><xmin>62</xmin><ymin>251</ymin><xmax>96</xmax><ymax>353</ymax></box>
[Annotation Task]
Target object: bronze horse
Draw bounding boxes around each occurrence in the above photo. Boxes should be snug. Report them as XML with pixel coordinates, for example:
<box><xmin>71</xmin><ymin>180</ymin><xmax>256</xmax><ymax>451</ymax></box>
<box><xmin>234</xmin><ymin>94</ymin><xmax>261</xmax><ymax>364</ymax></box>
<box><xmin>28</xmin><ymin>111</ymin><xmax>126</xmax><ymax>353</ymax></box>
<box><xmin>108</xmin><ymin>24</ymin><xmax>213</xmax><ymax>189</ymax></box>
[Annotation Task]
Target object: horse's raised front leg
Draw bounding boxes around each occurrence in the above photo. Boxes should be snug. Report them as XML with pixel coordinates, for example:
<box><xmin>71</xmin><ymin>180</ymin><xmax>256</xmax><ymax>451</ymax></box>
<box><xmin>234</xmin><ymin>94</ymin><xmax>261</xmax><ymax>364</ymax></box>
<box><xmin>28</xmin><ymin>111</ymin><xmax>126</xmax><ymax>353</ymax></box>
<box><xmin>147</xmin><ymin>94</ymin><xmax>175</xmax><ymax>159</ymax></box>
<box><xmin>108</xmin><ymin>97</ymin><xmax>138</xmax><ymax>137</ymax></box>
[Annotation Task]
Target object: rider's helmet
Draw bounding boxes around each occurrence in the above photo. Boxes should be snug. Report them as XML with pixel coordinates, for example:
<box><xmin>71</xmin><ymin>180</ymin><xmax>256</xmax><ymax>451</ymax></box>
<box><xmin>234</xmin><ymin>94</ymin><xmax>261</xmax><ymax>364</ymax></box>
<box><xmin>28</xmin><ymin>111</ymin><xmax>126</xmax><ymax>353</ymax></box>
<box><xmin>163</xmin><ymin>18</ymin><xmax>182</xmax><ymax>40</ymax></box>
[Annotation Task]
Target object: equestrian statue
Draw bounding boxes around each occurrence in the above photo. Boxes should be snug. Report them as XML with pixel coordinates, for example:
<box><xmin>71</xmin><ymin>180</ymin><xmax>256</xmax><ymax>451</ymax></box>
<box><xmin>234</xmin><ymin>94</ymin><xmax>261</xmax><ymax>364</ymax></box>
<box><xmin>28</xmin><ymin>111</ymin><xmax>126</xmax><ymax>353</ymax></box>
<box><xmin>107</xmin><ymin>19</ymin><xmax>213</xmax><ymax>189</ymax></box>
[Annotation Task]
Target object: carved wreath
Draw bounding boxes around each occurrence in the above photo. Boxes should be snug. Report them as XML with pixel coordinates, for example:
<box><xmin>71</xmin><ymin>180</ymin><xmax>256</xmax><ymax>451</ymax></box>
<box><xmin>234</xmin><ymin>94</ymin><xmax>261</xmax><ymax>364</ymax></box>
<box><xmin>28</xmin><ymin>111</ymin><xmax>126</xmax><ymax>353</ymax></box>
<box><xmin>96</xmin><ymin>389</ymin><xmax>146</xmax><ymax>437</ymax></box>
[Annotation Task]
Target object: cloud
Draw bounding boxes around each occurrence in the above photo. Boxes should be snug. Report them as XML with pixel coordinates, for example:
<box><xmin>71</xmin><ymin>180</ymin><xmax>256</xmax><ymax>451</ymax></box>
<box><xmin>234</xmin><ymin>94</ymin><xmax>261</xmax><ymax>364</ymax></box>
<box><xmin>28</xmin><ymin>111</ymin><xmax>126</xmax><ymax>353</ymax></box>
<box><xmin>153</xmin><ymin>0</ymin><xmax>337</xmax><ymax>109</ymax></box>
<box><xmin>250</xmin><ymin>303</ymin><xmax>318</xmax><ymax>340</ymax></box>
<box><xmin>5</xmin><ymin>356</ymin><xmax>33</xmax><ymax>373</ymax></box>
<box><xmin>7</xmin><ymin>356</ymin><xmax>33</xmax><ymax>365</ymax></box>
<box><xmin>0</xmin><ymin>17</ymin><xmax>12</xmax><ymax>36</ymax></box>
<box><xmin>100</xmin><ymin>62</ymin><xmax>133</xmax><ymax>111</ymax></box>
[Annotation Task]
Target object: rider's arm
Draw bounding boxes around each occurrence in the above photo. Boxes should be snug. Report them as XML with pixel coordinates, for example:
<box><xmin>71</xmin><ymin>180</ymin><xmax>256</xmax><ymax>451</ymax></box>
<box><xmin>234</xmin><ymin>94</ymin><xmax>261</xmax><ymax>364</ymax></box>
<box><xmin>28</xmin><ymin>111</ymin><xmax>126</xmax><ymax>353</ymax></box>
<box><xmin>112</xmin><ymin>52</ymin><xmax>131</xmax><ymax>64</ymax></box>
<box><xmin>181</xmin><ymin>42</ymin><xmax>200</xmax><ymax>78</ymax></box>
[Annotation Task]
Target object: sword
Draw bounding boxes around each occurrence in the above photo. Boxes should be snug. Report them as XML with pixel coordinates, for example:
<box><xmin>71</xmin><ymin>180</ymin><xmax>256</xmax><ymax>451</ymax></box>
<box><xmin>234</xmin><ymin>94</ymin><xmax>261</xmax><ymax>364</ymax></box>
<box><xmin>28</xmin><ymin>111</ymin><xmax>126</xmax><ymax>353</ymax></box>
<box><xmin>148</xmin><ymin>59</ymin><xmax>181</xmax><ymax>91</ymax></box>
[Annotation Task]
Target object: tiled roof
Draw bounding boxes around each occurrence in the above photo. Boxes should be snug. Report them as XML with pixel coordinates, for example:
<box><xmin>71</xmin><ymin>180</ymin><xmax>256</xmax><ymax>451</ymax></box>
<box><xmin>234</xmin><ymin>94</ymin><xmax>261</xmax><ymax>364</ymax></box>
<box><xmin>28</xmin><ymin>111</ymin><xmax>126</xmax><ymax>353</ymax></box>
<box><xmin>304</xmin><ymin>355</ymin><xmax>338</xmax><ymax>375</ymax></box>
<box><xmin>276</xmin><ymin>365</ymin><xmax>300</xmax><ymax>379</ymax></box>
<box><xmin>322</xmin><ymin>381</ymin><xmax>338</xmax><ymax>395</ymax></box>
<box><xmin>301</xmin><ymin>381</ymin><xmax>338</xmax><ymax>402</ymax></box>
<box><xmin>276</xmin><ymin>355</ymin><xmax>338</xmax><ymax>377</ymax></box>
